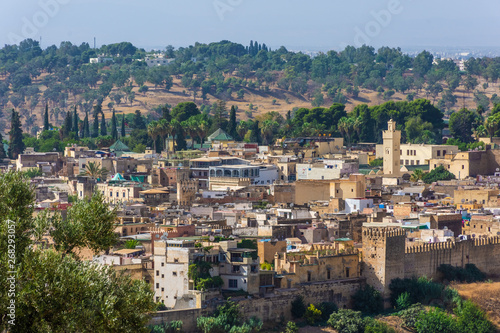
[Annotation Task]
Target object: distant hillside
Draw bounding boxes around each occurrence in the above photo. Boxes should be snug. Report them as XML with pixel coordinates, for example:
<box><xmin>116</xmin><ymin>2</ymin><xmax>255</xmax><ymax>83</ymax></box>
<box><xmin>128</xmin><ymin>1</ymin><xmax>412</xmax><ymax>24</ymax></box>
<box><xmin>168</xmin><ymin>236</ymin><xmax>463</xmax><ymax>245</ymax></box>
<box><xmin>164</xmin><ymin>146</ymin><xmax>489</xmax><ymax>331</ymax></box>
<box><xmin>0</xmin><ymin>39</ymin><xmax>499</xmax><ymax>136</ymax></box>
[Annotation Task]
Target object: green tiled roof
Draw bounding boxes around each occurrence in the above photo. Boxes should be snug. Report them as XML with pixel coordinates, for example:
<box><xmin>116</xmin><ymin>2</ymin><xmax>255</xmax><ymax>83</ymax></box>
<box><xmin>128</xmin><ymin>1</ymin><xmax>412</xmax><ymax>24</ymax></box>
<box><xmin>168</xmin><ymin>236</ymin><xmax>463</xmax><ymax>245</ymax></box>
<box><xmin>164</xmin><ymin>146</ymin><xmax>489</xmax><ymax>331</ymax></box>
<box><xmin>109</xmin><ymin>139</ymin><xmax>130</xmax><ymax>152</ymax></box>
<box><xmin>207</xmin><ymin>128</ymin><xmax>233</xmax><ymax>142</ymax></box>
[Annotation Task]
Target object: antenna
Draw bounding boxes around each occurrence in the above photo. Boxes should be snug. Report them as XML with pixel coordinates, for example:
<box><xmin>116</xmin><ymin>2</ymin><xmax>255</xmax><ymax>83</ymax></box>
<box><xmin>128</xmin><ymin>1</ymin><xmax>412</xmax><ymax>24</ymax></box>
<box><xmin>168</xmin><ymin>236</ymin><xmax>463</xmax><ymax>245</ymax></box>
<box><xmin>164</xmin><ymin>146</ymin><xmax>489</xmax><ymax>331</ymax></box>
<box><xmin>94</xmin><ymin>37</ymin><xmax>96</xmax><ymax>50</ymax></box>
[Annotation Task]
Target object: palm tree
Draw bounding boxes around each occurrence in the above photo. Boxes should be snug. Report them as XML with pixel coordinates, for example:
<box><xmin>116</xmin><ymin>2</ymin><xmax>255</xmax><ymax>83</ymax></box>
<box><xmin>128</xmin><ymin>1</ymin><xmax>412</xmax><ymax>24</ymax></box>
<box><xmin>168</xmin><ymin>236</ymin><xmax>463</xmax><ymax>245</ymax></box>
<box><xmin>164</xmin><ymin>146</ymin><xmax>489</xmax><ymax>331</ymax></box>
<box><xmin>197</xmin><ymin>120</ymin><xmax>210</xmax><ymax>145</ymax></box>
<box><xmin>236</xmin><ymin>121</ymin><xmax>248</xmax><ymax>141</ymax></box>
<box><xmin>338</xmin><ymin>117</ymin><xmax>355</xmax><ymax>147</ymax></box>
<box><xmin>157</xmin><ymin>119</ymin><xmax>169</xmax><ymax>152</ymax></box>
<box><xmin>147</xmin><ymin>121</ymin><xmax>160</xmax><ymax>152</ymax></box>
<box><xmin>80</xmin><ymin>161</ymin><xmax>108</xmax><ymax>181</ymax></box>
<box><xmin>184</xmin><ymin>118</ymin><xmax>200</xmax><ymax>145</ymax></box>
<box><xmin>410</xmin><ymin>169</ymin><xmax>424</xmax><ymax>182</ymax></box>
<box><xmin>484</xmin><ymin>117</ymin><xmax>499</xmax><ymax>140</ymax></box>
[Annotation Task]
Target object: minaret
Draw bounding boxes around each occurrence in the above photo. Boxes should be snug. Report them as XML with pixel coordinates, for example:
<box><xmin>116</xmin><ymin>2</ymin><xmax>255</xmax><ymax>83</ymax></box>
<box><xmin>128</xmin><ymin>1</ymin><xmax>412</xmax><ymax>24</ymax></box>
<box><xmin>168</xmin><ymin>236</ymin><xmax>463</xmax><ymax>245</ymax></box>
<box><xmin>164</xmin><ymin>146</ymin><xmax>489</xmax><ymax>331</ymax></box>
<box><xmin>383</xmin><ymin>119</ymin><xmax>401</xmax><ymax>176</ymax></box>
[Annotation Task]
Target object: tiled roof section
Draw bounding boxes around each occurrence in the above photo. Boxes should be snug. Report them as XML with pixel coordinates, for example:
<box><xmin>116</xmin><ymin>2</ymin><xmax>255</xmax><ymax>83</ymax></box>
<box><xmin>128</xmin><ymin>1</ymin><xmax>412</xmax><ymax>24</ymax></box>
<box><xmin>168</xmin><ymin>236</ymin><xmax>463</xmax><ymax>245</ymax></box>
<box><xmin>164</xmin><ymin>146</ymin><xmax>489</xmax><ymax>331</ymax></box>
<box><xmin>109</xmin><ymin>139</ymin><xmax>130</xmax><ymax>152</ymax></box>
<box><xmin>207</xmin><ymin>128</ymin><xmax>233</xmax><ymax>142</ymax></box>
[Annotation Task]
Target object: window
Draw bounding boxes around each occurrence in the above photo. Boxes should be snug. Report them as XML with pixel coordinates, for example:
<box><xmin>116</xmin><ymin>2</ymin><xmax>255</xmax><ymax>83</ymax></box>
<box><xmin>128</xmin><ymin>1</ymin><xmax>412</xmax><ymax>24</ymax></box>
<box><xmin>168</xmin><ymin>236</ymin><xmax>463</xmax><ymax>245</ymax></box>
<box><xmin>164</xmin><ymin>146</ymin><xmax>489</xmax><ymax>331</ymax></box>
<box><xmin>307</xmin><ymin>271</ymin><xmax>311</xmax><ymax>282</ymax></box>
<box><xmin>172</xmin><ymin>272</ymin><xmax>177</xmax><ymax>276</ymax></box>
<box><xmin>174</xmin><ymin>259</ymin><xmax>179</xmax><ymax>263</ymax></box>
<box><xmin>156</xmin><ymin>283</ymin><xmax>159</xmax><ymax>289</ymax></box>
<box><xmin>400</xmin><ymin>150</ymin><xmax>402</xmax><ymax>155</ymax></box>
<box><xmin>462</xmin><ymin>165</ymin><xmax>465</xmax><ymax>169</ymax></box>
<box><xmin>437</xmin><ymin>151</ymin><xmax>441</xmax><ymax>156</ymax></box>
<box><xmin>443</xmin><ymin>150</ymin><xmax>447</xmax><ymax>155</ymax></box>
<box><xmin>405</xmin><ymin>160</ymin><xmax>409</xmax><ymax>165</ymax></box>
<box><xmin>327</xmin><ymin>270</ymin><xmax>331</xmax><ymax>279</ymax></box>
<box><xmin>161</xmin><ymin>288</ymin><xmax>164</xmax><ymax>292</ymax></box>
<box><xmin>346</xmin><ymin>267</ymin><xmax>350</xmax><ymax>278</ymax></box>
<box><xmin>156</xmin><ymin>270</ymin><xmax>159</xmax><ymax>276</ymax></box>
<box><xmin>116</xmin><ymin>192</ymin><xmax>119</xmax><ymax>197</ymax></box>
<box><xmin>229</xmin><ymin>279</ymin><xmax>238</xmax><ymax>288</ymax></box>
<box><xmin>232</xmin><ymin>265</ymin><xmax>241</xmax><ymax>273</ymax></box>
<box><xmin>411</xmin><ymin>160</ymin><xmax>414</xmax><ymax>165</ymax></box>
<box><xmin>161</xmin><ymin>262</ymin><xmax>165</xmax><ymax>267</ymax></box>
<box><xmin>110</xmin><ymin>191</ymin><xmax>113</xmax><ymax>197</ymax></box>
<box><xmin>416</xmin><ymin>160</ymin><xmax>420</xmax><ymax>165</ymax></box>
<box><xmin>413</xmin><ymin>150</ymin><xmax>416</xmax><ymax>155</ymax></box>
<box><xmin>123</xmin><ymin>192</ymin><xmax>125</xmax><ymax>197</ymax></box>
<box><xmin>161</xmin><ymin>274</ymin><xmax>164</xmax><ymax>278</ymax></box>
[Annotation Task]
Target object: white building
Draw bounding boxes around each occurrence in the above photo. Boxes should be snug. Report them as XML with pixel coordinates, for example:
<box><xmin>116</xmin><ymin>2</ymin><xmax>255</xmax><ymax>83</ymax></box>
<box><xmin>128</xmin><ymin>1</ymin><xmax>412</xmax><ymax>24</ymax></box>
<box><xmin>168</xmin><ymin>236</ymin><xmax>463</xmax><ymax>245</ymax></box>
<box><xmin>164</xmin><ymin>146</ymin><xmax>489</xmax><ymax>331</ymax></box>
<box><xmin>89</xmin><ymin>56</ymin><xmax>113</xmax><ymax>64</ymax></box>
<box><xmin>344</xmin><ymin>198</ymin><xmax>374</xmax><ymax>214</ymax></box>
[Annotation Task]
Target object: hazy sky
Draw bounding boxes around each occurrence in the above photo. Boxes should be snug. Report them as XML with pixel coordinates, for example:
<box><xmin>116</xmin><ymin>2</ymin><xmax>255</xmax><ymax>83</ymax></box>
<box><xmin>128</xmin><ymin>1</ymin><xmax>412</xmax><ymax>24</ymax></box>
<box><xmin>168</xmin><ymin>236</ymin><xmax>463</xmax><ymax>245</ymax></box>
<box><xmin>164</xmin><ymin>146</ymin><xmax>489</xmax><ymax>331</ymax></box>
<box><xmin>1</xmin><ymin>0</ymin><xmax>499</xmax><ymax>52</ymax></box>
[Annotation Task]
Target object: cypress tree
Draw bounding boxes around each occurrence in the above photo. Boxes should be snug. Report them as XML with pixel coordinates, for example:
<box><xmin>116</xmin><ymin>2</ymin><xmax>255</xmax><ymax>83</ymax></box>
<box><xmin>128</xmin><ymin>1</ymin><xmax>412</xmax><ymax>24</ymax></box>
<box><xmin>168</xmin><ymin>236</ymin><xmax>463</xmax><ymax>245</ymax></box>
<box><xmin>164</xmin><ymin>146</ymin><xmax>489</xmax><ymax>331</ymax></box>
<box><xmin>83</xmin><ymin>111</ymin><xmax>90</xmax><ymax>138</ymax></box>
<box><xmin>0</xmin><ymin>132</ymin><xmax>6</xmax><ymax>159</ymax></box>
<box><xmin>73</xmin><ymin>106</ymin><xmax>79</xmax><ymax>138</ymax></box>
<box><xmin>43</xmin><ymin>104</ymin><xmax>49</xmax><ymax>131</ymax></box>
<box><xmin>121</xmin><ymin>113</ymin><xmax>126</xmax><ymax>137</ymax></box>
<box><xmin>8</xmin><ymin>109</ymin><xmax>25</xmax><ymax>159</ymax></box>
<box><xmin>251</xmin><ymin>120</ymin><xmax>261</xmax><ymax>144</ymax></box>
<box><xmin>111</xmin><ymin>109</ymin><xmax>118</xmax><ymax>140</ymax></box>
<box><xmin>228</xmin><ymin>105</ymin><xmax>237</xmax><ymax>139</ymax></box>
<box><xmin>63</xmin><ymin>111</ymin><xmax>72</xmax><ymax>138</ymax></box>
<box><xmin>100</xmin><ymin>113</ymin><xmax>107</xmax><ymax>136</ymax></box>
<box><xmin>92</xmin><ymin>106</ymin><xmax>100</xmax><ymax>138</ymax></box>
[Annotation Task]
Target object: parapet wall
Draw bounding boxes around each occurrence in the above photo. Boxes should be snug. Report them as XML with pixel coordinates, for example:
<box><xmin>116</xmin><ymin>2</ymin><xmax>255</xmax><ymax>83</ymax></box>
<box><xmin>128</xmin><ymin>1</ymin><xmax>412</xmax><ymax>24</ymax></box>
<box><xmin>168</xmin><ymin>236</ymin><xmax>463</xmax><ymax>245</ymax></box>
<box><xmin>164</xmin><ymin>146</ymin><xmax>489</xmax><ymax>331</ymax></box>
<box><xmin>404</xmin><ymin>236</ymin><xmax>500</xmax><ymax>279</ymax></box>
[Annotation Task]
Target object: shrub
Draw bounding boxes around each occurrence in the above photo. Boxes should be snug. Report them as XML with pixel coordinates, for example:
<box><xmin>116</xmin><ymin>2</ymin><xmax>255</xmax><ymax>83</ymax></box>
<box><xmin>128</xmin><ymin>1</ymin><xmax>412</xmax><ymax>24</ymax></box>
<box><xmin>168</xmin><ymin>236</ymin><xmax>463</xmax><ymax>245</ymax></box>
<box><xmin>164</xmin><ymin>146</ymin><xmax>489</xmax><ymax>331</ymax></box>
<box><xmin>327</xmin><ymin>309</ymin><xmax>365</xmax><ymax>333</ymax></box>
<box><xmin>291</xmin><ymin>296</ymin><xmax>306</xmax><ymax>319</ymax></box>
<box><xmin>422</xmin><ymin>165</ymin><xmax>456</xmax><ymax>184</ymax></box>
<box><xmin>352</xmin><ymin>285</ymin><xmax>383</xmax><ymax>315</ymax></box>
<box><xmin>437</xmin><ymin>264</ymin><xmax>486</xmax><ymax>283</ymax></box>
<box><xmin>455</xmin><ymin>300</ymin><xmax>495</xmax><ymax>333</ymax></box>
<box><xmin>398</xmin><ymin>303</ymin><xmax>424</xmax><ymax>328</ymax></box>
<box><xmin>369</xmin><ymin>158</ymin><xmax>383</xmax><ymax>167</ymax></box>
<box><xmin>318</xmin><ymin>301</ymin><xmax>338</xmax><ymax>321</ymax></box>
<box><xmin>396</xmin><ymin>292</ymin><xmax>411</xmax><ymax>310</ymax></box>
<box><xmin>389</xmin><ymin>277</ymin><xmax>444</xmax><ymax>307</ymax></box>
<box><xmin>364</xmin><ymin>318</ymin><xmax>396</xmax><ymax>333</ymax></box>
<box><xmin>284</xmin><ymin>321</ymin><xmax>298</xmax><ymax>333</ymax></box>
<box><xmin>415</xmin><ymin>308</ymin><xmax>457</xmax><ymax>333</ymax></box>
<box><xmin>304</xmin><ymin>304</ymin><xmax>322</xmax><ymax>325</ymax></box>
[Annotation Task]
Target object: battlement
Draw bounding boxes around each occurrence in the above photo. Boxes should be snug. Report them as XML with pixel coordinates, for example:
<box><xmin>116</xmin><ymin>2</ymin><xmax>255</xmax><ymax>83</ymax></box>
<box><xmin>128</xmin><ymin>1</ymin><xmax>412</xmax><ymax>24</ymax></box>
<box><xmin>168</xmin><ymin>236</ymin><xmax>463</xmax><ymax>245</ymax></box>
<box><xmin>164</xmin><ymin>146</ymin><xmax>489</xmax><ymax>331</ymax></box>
<box><xmin>362</xmin><ymin>227</ymin><xmax>406</xmax><ymax>241</ymax></box>
<box><xmin>473</xmin><ymin>236</ymin><xmax>500</xmax><ymax>246</ymax></box>
<box><xmin>406</xmin><ymin>240</ymin><xmax>456</xmax><ymax>254</ymax></box>
<box><xmin>405</xmin><ymin>236</ymin><xmax>500</xmax><ymax>254</ymax></box>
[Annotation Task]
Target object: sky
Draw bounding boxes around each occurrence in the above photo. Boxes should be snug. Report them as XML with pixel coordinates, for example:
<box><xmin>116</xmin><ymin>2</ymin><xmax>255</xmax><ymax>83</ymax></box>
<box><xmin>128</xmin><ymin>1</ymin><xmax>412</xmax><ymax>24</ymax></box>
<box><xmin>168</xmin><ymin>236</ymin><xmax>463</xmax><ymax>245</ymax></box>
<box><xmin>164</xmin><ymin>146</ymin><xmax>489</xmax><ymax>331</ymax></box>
<box><xmin>1</xmin><ymin>0</ymin><xmax>500</xmax><ymax>52</ymax></box>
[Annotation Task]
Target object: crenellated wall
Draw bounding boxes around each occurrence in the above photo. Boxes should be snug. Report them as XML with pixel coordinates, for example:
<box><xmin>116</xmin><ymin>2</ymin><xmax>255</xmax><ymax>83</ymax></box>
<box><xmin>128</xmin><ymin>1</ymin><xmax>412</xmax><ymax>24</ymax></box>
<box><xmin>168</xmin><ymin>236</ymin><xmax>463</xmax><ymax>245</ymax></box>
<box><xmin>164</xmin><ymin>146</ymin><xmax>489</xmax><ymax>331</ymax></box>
<box><xmin>362</xmin><ymin>226</ymin><xmax>500</xmax><ymax>300</ymax></box>
<box><xmin>405</xmin><ymin>236</ymin><xmax>500</xmax><ymax>279</ymax></box>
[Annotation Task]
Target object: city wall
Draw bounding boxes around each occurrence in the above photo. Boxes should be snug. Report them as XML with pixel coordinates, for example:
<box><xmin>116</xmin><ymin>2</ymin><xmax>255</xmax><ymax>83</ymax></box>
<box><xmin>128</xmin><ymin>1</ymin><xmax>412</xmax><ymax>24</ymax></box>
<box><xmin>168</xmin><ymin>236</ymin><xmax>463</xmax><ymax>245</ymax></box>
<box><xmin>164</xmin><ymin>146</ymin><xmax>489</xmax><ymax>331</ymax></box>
<box><xmin>149</xmin><ymin>278</ymin><xmax>364</xmax><ymax>332</ymax></box>
<box><xmin>404</xmin><ymin>236</ymin><xmax>500</xmax><ymax>279</ymax></box>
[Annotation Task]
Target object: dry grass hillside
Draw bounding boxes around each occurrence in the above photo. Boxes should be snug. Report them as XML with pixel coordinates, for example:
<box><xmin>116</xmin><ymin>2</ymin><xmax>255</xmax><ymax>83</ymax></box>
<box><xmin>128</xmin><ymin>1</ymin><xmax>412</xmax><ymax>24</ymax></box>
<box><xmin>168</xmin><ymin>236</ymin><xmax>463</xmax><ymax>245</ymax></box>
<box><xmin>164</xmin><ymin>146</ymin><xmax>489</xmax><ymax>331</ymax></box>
<box><xmin>3</xmin><ymin>73</ymin><xmax>500</xmax><ymax>133</ymax></box>
<box><xmin>452</xmin><ymin>281</ymin><xmax>500</xmax><ymax>330</ymax></box>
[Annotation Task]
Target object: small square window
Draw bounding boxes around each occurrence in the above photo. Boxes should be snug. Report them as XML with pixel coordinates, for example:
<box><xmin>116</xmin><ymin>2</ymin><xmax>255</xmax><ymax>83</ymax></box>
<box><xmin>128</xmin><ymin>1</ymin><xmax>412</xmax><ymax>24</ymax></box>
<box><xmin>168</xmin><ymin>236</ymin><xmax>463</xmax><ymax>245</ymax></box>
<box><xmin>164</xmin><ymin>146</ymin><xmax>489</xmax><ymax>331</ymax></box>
<box><xmin>173</xmin><ymin>272</ymin><xmax>177</xmax><ymax>276</ymax></box>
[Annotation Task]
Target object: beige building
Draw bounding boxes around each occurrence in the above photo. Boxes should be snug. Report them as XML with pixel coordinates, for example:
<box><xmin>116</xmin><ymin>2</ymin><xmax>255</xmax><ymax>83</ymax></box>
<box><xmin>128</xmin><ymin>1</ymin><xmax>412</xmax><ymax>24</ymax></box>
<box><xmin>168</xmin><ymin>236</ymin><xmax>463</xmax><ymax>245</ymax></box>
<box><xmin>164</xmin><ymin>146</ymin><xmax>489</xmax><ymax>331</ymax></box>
<box><xmin>454</xmin><ymin>188</ymin><xmax>499</xmax><ymax>207</ymax></box>
<box><xmin>274</xmin><ymin>249</ymin><xmax>359</xmax><ymax>288</ymax></box>
<box><xmin>377</xmin><ymin>143</ymin><xmax>459</xmax><ymax>167</ymax></box>
<box><xmin>294</xmin><ymin>174</ymin><xmax>366</xmax><ymax>205</ymax></box>
<box><xmin>96</xmin><ymin>182</ymin><xmax>142</xmax><ymax>204</ymax></box>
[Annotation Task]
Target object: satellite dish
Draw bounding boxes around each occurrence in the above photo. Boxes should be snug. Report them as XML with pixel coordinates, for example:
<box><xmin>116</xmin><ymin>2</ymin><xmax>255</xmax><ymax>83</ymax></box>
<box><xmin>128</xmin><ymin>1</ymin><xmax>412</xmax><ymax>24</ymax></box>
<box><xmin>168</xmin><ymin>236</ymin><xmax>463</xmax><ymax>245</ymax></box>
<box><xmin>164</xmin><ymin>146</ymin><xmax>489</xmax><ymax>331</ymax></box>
<box><xmin>161</xmin><ymin>232</ymin><xmax>168</xmax><ymax>240</ymax></box>
<box><xmin>209</xmin><ymin>235</ymin><xmax>215</xmax><ymax>242</ymax></box>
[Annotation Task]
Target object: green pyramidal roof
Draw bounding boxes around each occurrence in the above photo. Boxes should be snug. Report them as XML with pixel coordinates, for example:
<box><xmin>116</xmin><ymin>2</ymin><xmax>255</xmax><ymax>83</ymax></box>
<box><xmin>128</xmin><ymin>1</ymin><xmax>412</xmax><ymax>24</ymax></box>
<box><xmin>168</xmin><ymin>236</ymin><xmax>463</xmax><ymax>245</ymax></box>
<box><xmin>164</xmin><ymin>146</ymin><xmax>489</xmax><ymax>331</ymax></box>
<box><xmin>111</xmin><ymin>173</ymin><xmax>126</xmax><ymax>181</ymax></box>
<box><xmin>207</xmin><ymin>128</ymin><xmax>233</xmax><ymax>142</ymax></box>
<box><xmin>109</xmin><ymin>139</ymin><xmax>130</xmax><ymax>152</ymax></box>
